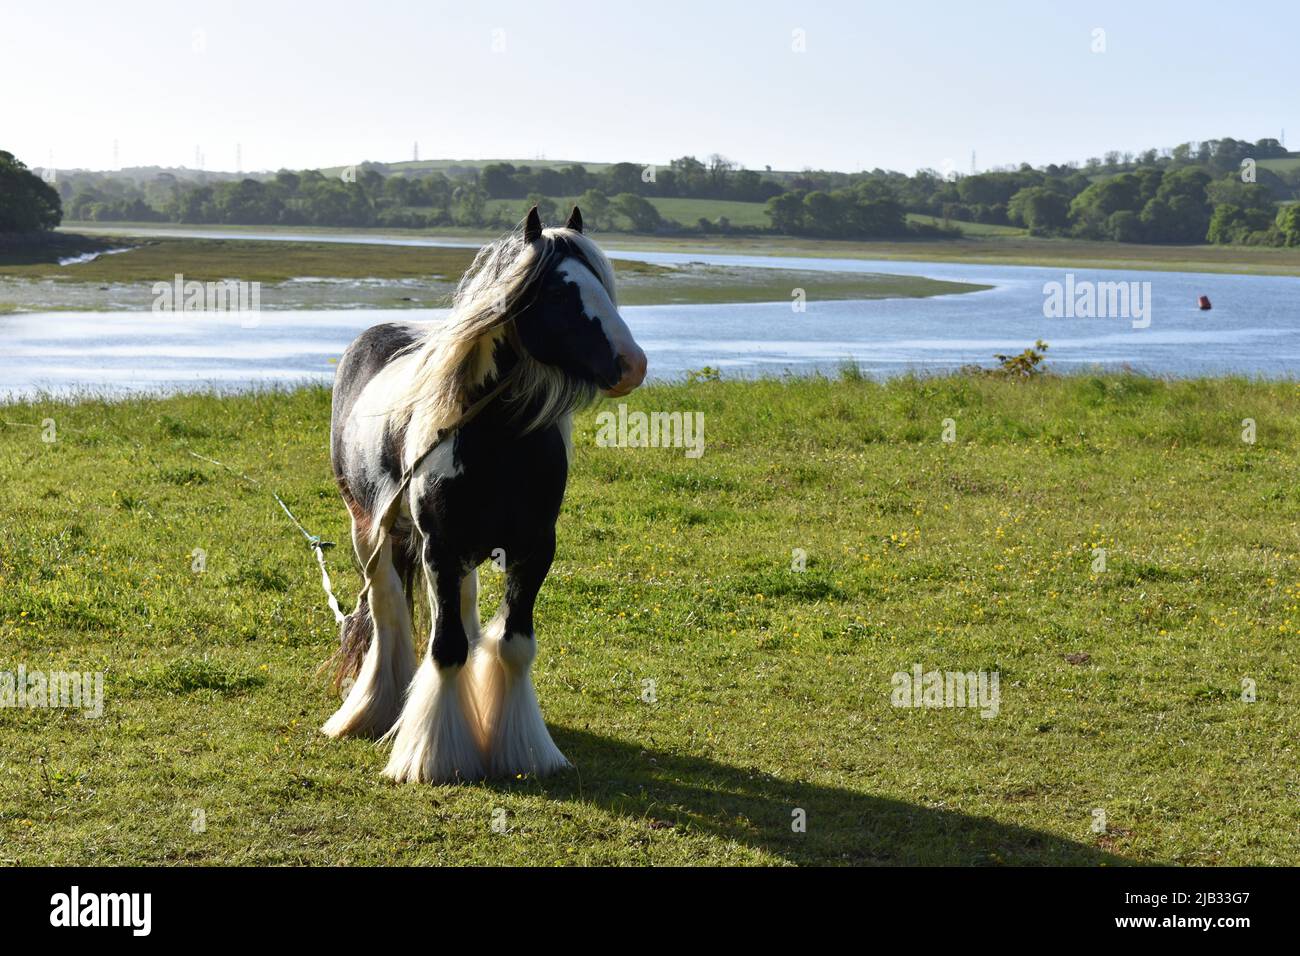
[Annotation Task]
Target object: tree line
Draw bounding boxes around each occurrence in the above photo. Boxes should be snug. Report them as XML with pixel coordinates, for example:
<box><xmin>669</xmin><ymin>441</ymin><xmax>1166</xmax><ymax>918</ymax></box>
<box><xmin>48</xmin><ymin>166</ymin><xmax>714</xmax><ymax>235</ymax></box>
<box><xmin>480</xmin><ymin>155</ymin><xmax>786</xmax><ymax>203</ymax></box>
<box><xmin>767</xmin><ymin>137</ymin><xmax>1299</xmax><ymax>244</ymax></box>
<box><xmin>15</xmin><ymin>135</ymin><xmax>1300</xmax><ymax>246</ymax></box>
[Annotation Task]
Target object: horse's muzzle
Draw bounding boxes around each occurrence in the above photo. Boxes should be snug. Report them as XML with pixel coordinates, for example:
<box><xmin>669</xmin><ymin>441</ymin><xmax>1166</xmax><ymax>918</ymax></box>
<box><xmin>603</xmin><ymin>344</ymin><xmax>647</xmax><ymax>397</ymax></box>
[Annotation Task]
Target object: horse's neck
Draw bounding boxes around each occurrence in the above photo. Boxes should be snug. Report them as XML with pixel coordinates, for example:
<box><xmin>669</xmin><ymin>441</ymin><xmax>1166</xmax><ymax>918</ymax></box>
<box><xmin>467</xmin><ymin>333</ymin><xmax>521</xmax><ymax>401</ymax></box>
<box><xmin>405</xmin><ymin>325</ymin><xmax>556</xmax><ymax>451</ymax></box>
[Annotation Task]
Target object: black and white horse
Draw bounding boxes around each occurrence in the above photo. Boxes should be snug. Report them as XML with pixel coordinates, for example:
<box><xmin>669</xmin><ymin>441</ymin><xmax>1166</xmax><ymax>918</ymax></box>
<box><xmin>324</xmin><ymin>206</ymin><xmax>646</xmax><ymax>784</ymax></box>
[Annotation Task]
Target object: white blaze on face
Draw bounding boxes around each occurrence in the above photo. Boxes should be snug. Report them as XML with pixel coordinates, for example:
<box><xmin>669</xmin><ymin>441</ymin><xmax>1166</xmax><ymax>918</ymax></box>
<box><xmin>556</xmin><ymin>257</ymin><xmax>641</xmax><ymax>375</ymax></box>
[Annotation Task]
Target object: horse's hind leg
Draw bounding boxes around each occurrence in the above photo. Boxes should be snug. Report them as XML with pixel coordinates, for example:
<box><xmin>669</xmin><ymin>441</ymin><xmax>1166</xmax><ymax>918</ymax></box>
<box><xmin>382</xmin><ymin>546</ymin><xmax>486</xmax><ymax>783</ymax></box>
<box><xmin>472</xmin><ymin>532</ymin><xmax>569</xmax><ymax>778</ymax></box>
<box><xmin>322</xmin><ymin>527</ymin><xmax>417</xmax><ymax>739</ymax></box>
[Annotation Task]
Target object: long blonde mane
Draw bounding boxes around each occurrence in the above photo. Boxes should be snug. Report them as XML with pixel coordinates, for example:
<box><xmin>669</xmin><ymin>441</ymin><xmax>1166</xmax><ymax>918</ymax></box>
<box><xmin>392</xmin><ymin>225</ymin><xmax>618</xmax><ymax>454</ymax></box>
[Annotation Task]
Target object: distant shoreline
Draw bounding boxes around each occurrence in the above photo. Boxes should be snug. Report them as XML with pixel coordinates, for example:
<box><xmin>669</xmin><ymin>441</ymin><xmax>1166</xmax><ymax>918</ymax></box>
<box><xmin>58</xmin><ymin>221</ymin><xmax>1300</xmax><ymax>278</ymax></box>
<box><xmin>1</xmin><ymin>233</ymin><xmax>987</xmax><ymax>313</ymax></box>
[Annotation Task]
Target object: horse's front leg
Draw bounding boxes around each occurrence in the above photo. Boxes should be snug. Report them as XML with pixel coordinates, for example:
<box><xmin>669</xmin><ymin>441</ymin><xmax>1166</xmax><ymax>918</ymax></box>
<box><xmin>382</xmin><ymin>546</ymin><xmax>486</xmax><ymax>784</ymax></box>
<box><xmin>472</xmin><ymin>531</ymin><xmax>570</xmax><ymax>778</ymax></box>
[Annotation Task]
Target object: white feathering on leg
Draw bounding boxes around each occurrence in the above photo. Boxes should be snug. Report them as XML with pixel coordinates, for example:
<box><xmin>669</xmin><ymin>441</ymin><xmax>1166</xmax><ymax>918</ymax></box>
<box><xmin>382</xmin><ymin>658</ymin><xmax>485</xmax><ymax>784</ymax></box>
<box><xmin>321</xmin><ymin>629</ymin><xmax>405</xmax><ymax>739</ymax></box>
<box><xmin>321</xmin><ymin>541</ymin><xmax>416</xmax><ymax>739</ymax></box>
<box><xmin>472</xmin><ymin>616</ymin><xmax>569</xmax><ymax>778</ymax></box>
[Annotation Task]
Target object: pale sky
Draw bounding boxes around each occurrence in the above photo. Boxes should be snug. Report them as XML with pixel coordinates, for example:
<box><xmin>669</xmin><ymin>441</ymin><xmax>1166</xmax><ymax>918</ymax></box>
<box><xmin>3</xmin><ymin>0</ymin><xmax>1295</xmax><ymax>175</ymax></box>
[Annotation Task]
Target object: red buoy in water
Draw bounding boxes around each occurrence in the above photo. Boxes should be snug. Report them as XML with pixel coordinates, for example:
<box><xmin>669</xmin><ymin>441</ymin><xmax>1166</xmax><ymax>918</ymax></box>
<box><xmin>1198</xmin><ymin>295</ymin><xmax>1212</xmax><ymax>310</ymax></box>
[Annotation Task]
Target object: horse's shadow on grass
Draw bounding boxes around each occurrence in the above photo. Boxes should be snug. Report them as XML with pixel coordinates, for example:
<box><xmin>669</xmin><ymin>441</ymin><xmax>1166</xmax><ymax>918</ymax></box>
<box><xmin>490</xmin><ymin>727</ymin><xmax>1137</xmax><ymax>866</ymax></box>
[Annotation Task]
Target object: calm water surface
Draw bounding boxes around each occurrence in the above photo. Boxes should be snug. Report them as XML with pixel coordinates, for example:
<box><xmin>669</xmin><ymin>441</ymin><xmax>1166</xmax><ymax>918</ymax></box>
<box><xmin>3</xmin><ymin>230</ymin><xmax>1298</xmax><ymax>398</ymax></box>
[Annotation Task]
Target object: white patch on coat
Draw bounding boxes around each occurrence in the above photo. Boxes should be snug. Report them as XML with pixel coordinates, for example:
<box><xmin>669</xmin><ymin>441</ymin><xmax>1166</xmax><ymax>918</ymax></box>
<box><xmin>409</xmin><ymin>435</ymin><xmax>462</xmax><ymax>477</ymax></box>
<box><xmin>342</xmin><ymin>346</ymin><xmax>419</xmax><ymax>505</ymax></box>
<box><xmin>406</xmin><ymin>431</ymin><xmax>463</xmax><ymax>520</ymax></box>
<box><xmin>468</xmin><ymin>324</ymin><xmax>507</xmax><ymax>390</ymax></box>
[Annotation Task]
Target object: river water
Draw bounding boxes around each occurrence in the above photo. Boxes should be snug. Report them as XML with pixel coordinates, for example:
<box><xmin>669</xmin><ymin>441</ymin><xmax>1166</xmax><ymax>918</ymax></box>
<box><xmin>2</xmin><ymin>228</ymin><xmax>1298</xmax><ymax>398</ymax></box>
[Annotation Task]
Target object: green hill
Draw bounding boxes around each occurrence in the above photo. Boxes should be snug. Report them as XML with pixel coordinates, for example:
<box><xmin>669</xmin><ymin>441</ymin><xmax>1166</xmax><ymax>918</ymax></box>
<box><xmin>1257</xmin><ymin>155</ymin><xmax>1300</xmax><ymax>174</ymax></box>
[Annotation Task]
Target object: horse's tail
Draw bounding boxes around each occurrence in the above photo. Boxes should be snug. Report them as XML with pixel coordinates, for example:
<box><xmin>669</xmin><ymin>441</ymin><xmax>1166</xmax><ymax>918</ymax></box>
<box><xmin>328</xmin><ymin>592</ymin><xmax>372</xmax><ymax>691</ymax></box>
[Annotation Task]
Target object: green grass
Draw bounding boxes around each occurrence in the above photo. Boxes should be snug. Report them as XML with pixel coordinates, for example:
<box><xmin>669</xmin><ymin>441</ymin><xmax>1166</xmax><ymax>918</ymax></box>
<box><xmin>907</xmin><ymin>213</ymin><xmax>1029</xmax><ymax>237</ymax></box>
<box><xmin>1257</xmin><ymin>156</ymin><xmax>1300</xmax><ymax>174</ymax></box>
<box><xmin>1</xmin><ymin>237</ymin><xmax>984</xmax><ymax>311</ymax></box>
<box><xmin>2</xmin><ymin>373</ymin><xmax>1298</xmax><ymax>865</ymax></box>
<box><xmin>0</xmin><ymin>238</ymin><xmax>475</xmax><ymax>284</ymax></box>
<box><xmin>642</xmin><ymin>197</ymin><xmax>772</xmax><ymax>227</ymax></box>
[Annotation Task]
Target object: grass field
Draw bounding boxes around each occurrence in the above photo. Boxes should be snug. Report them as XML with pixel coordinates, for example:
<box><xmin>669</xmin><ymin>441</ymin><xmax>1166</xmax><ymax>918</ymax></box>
<box><xmin>2</xmin><ymin>373</ymin><xmax>1297</xmax><ymax>865</ymax></box>
<box><xmin>1257</xmin><ymin>156</ymin><xmax>1300</xmax><ymax>175</ymax></box>
<box><xmin>907</xmin><ymin>213</ymin><xmax>1029</xmax><ymax>237</ymax></box>
<box><xmin>0</xmin><ymin>237</ymin><xmax>984</xmax><ymax>312</ymax></box>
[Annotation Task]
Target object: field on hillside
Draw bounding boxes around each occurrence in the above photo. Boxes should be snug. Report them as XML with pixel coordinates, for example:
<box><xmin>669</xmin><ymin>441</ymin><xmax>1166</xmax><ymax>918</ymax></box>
<box><xmin>1</xmin><ymin>373</ymin><xmax>1297</xmax><ymax>865</ymax></box>
<box><xmin>907</xmin><ymin>214</ymin><xmax>1028</xmax><ymax>237</ymax></box>
<box><xmin>1258</xmin><ymin>156</ymin><xmax>1300</xmax><ymax>175</ymax></box>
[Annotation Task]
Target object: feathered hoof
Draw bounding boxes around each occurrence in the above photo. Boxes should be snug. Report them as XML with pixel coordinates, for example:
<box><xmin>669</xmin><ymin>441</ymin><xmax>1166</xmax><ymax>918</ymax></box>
<box><xmin>381</xmin><ymin>660</ymin><xmax>485</xmax><ymax>784</ymax></box>
<box><xmin>489</xmin><ymin>720</ymin><xmax>571</xmax><ymax>780</ymax></box>
<box><xmin>321</xmin><ymin>608</ymin><xmax>414</xmax><ymax>740</ymax></box>
<box><xmin>321</xmin><ymin>681</ymin><xmax>403</xmax><ymax>740</ymax></box>
<box><xmin>472</xmin><ymin>626</ymin><xmax>571</xmax><ymax>779</ymax></box>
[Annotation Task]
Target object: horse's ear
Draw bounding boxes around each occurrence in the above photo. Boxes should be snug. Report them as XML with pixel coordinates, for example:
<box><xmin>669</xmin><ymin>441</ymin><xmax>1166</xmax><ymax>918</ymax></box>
<box><xmin>565</xmin><ymin>205</ymin><xmax>583</xmax><ymax>233</ymax></box>
<box><xmin>522</xmin><ymin>206</ymin><xmax>543</xmax><ymax>243</ymax></box>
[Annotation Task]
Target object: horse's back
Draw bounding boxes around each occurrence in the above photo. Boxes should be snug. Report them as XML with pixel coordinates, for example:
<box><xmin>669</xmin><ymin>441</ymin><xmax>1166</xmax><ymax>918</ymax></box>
<box><xmin>332</xmin><ymin>322</ymin><xmax>422</xmax><ymax>416</ymax></box>
<box><xmin>330</xmin><ymin>322</ymin><xmax>424</xmax><ymax>468</ymax></box>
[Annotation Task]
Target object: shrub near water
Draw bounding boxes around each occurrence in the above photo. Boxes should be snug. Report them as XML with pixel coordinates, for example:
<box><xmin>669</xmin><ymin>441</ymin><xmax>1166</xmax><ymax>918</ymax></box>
<box><xmin>0</xmin><ymin>373</ymin><xmax>1297</xmax><ymax>865</ymax></box>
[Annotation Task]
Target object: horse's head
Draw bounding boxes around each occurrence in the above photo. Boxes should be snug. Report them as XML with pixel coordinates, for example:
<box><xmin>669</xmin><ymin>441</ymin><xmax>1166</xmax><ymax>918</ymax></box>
<box><xmin>512</xmin><ymin>206</ymin><xmax>647</xmax><ymax>397</ymax></box>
